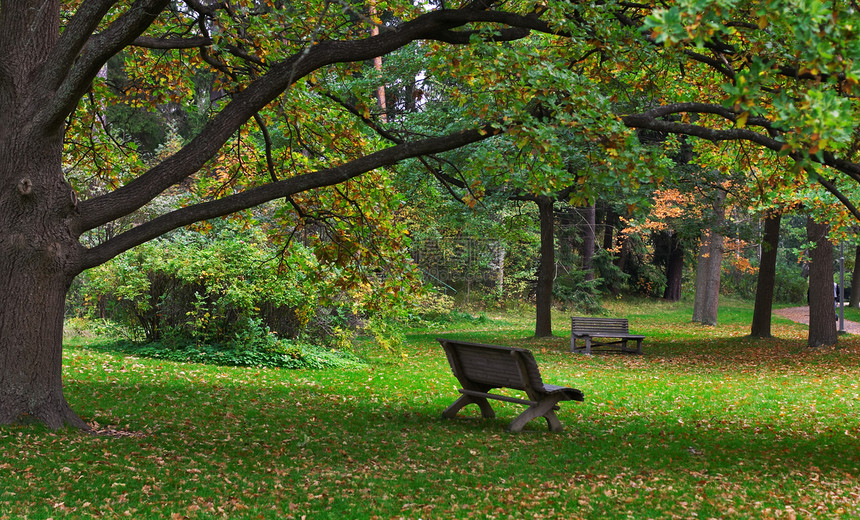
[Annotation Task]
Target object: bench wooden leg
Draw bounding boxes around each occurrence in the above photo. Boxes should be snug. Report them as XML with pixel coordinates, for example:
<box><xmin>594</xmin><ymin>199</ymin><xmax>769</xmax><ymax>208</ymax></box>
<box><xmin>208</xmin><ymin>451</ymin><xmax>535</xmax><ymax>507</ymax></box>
<box><xmin>442</xmin><ymin>394</ymin><xmax>495</xmax><ymax>420</ymax></box>
<box><xmin>508</xmin><ymin>395</ymin><xmax>565</xmax><ymax>432</ymax></box>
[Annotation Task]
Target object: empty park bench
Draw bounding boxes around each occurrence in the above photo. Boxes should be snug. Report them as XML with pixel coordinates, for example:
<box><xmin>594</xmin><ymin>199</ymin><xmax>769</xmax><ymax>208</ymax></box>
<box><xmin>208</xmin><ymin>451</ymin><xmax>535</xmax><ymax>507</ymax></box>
<box><xmin>570</xmin><ymin>317</ymin><xmax>645</xmax><ymax>355</ymax></box>
<box><xmin>438</xmin><ymin>339</ymin><xmax>584</xmax><ymax>432</ymax></box>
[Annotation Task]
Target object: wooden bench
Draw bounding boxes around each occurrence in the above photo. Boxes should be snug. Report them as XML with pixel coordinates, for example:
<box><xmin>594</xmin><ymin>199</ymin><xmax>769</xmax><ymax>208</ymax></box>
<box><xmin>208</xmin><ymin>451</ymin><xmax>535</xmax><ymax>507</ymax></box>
<box><xmin>570</xmin><ymin>316</ymin><xmax>645</xmax><ymax>355</ymax></box>
<box><xmin>438</xmin><ymin>339</ymin><xmax>584</xmax><ymax>432</ymax></box>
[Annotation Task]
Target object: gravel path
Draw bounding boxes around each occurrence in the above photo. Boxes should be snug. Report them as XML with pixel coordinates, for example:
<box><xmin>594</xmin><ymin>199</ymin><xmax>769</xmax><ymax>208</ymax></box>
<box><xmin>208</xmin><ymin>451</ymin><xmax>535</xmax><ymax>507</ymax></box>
<box><xmin>774</xmin><ymin>306</ymin><xmax>860</xmax><ymax>334</ymax></box>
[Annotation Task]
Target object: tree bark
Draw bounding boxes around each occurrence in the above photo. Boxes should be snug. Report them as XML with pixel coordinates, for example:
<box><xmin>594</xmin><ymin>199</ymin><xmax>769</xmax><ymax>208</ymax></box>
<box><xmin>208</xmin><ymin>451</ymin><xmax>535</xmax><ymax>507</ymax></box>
<box><xmin>581</xmin><ymin>204</ymin><xmax>596</xmax><ymax>282</ymax></box>
<box><xmin>0</xmin><ymin>0</ymin><xmax>91</xmax><ymax>427</ymax></box>
<box><xmin>806</xmin><ymin>217</ymin><xmax>837</xmax><ymax>348</ymax></box>
<box><xmin>0</xmin><ymin>128</ymin><xmax>88</xmax><ymax>428</ymax></box>
<box><xmin>750</xmin><ymin>211</ymin><xmax>781</xmax><ymax>338</ymax></box>
<box><xmin>534</xmin><ymin>196</ymin><xmax>555</xmax><ymax>337</ymax></box>
<box><xmin>701</xmin><ymin>225</ymin><xmax>725</xmax><ymax>326</ymax></box>
<box><xmin>662</xmin><ymin>231</ymin><xmax>683</xmax><ymax>301</ymax></box>
<box><xmin>602</xmin><ymin>207</ymin><xmax>616</xmax><ymax>251</ymax></box>
<box><xmin>692</xmin><ymin>238</ymin><xmax>710</xmax><ymax>322</ymax></box>
<box><xmin>692</xmin><ymin>190</ymin><xmax>726</xmax><ymax>325</ymax></box>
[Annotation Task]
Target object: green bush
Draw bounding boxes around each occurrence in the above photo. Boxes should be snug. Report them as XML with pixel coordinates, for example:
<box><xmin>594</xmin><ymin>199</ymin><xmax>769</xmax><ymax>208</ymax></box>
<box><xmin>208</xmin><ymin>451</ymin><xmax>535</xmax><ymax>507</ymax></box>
<box><xmin>71</xmin><ymin>222</ymin><xmax>415</xmax><ymax>367</ymax></box>
<box><xmin>78</xmin><ymin>225</ymin><xmax>318</xmax><ymax>344</ymax></box>
<box><xmin>553</xmin><ymin>270</ymin><xmax>604</xmax><ymax>315</ymax></box>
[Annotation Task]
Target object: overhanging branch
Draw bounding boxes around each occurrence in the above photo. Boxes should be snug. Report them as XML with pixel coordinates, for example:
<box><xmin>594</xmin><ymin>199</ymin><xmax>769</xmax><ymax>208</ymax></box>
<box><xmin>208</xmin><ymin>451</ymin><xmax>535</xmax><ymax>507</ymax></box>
<box><xmin>75</xmin><ymin>6</ymin><xmax>564</xmax><ymax>233</ymax></box>
<box><xmin>132</xmin><ymin>35</ymin><xmax>212</xmax><ymax>49</ymax></box>
<box><xmin>80</xmin><ymin>125</ymin><xmax>502</xmax><ymax>269</ymax></box>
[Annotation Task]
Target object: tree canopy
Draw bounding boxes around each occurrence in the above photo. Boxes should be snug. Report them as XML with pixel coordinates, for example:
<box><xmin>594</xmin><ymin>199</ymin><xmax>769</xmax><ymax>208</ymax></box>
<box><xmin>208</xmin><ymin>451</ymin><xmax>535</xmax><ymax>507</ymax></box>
<box><xmin>2</xmin><ymin>0</ymin><xmax>860</xmax><ymax>427</ymax></box>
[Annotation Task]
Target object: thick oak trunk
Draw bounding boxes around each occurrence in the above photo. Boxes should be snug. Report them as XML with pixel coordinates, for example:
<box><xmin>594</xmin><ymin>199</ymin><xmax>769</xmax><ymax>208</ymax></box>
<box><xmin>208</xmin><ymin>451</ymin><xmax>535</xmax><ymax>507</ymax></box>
<box><xmin>534</xmin><ymin>196</ymin><xmax>554</xmax><ymax>338</ymax></box>
<box><xmin>0</xmin><ymin>127</ymin><xmax>87</xmax><ymax>428</ymax></box>
<box><xmin>750</xmin><ymin>211</ymin><xmax>781</xmax><ymax>338</ymax></box>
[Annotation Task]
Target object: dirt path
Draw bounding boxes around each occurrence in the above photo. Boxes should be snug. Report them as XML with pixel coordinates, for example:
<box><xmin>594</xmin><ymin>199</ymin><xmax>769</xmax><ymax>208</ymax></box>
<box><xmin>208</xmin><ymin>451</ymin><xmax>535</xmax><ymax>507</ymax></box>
<box><xmin>774</xmin><ymin>306</ymin><xmax>860</xmax><ymax>334</ymax></box>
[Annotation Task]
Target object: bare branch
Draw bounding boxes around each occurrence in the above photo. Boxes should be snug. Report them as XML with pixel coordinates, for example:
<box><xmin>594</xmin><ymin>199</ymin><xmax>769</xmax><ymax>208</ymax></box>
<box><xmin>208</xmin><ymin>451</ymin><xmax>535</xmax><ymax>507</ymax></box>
<box><xmin>131</xmin><ymin>35</ymin><xmax>212</xmax><ymax>49</ymax></box>
<box><xmin>38</xmin><ymin>0</ymin><xmax>122</xmax><ymax>93</ymax></box>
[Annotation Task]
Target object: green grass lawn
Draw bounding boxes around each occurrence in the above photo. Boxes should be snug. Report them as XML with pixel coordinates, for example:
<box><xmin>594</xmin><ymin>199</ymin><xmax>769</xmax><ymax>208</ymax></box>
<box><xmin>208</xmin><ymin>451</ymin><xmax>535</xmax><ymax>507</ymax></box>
<box><xmin>2</xmin><ymin>299</ymin><xmax>860</xmax><ymax>519</ymax></box>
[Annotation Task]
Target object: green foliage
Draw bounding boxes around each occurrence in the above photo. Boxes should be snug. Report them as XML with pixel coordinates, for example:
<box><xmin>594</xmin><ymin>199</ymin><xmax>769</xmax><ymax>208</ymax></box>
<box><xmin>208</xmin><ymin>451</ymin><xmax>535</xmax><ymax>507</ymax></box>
<box><xmin>79</xmin><ymin>224</ymin><xmax>318</xmax><ymax>344</ymax></box>
<box><xmin>593</xmin><ymin>249</ymin><xmax>630</xmax><ymax>294</ymax></box>
<box><xmin>83</xmin><ymin>325</ymin><xmax>363</xmax><ymax>370</ymax></box>
<box><xmin>553</xmin><ymin>270</ymin><xmax>604</xmax><ymax>315</ymax></box>
<box><xmin>405</xmin><ymin>291</ymin><xmax>456</xmax><ymax>323</ymax></box>
<box><xmin>723</xmin><ymin>254</ymin><xmax>808</xmax><ymax>305</ymax></box>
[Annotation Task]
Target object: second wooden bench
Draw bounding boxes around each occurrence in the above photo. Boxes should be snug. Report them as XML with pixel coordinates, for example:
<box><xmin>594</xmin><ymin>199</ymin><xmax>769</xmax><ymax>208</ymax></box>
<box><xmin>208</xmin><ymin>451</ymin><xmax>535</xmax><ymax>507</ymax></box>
<box><xmin>570</xmin><ymin>316</ymin><xmax>645</xmax><ymax>355</ymax></box>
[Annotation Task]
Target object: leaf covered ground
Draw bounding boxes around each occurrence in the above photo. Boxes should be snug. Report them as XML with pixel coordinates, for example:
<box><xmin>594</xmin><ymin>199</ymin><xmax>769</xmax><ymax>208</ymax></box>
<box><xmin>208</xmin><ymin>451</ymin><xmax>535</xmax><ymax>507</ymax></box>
<box><xmin>2</xmin><ymin>299</ymin><xmax>859</xmax><ymax>519</ymax></box>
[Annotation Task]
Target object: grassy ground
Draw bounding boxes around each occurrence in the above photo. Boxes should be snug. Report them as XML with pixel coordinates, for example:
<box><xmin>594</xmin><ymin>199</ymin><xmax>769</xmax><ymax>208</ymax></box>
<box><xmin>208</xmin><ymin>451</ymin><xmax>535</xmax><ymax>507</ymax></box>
<box><xmin>2</xmin><ymin>298</ymin><xmax>860</xmax><ymax>519</ymax></box>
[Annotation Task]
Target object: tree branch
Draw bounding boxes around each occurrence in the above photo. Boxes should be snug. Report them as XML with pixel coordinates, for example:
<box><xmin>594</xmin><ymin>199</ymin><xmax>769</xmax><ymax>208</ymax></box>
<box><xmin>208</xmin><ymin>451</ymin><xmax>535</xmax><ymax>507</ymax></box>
<box><xmin>75</xmin><ymin>7</ymin><xmax>560</xmax><ymax>232</ymax></box>
<box><xmin>37</xmin><ymin>0</ymin><xmax>173</xmax><ymax>131</ymax></box>
<box><xmin>80</xmin><ymin>125</ymin><xmax>502</xmax><ymax>269</ymax></box>
<box><xmin>131</xmin><ymin>35</ymin><xmax>212</xmax><ymax>49</ymax></box>
<box><xmin>817</xmin><ymin>176</ymin><xmax>860</xmax><ymax>223</ymax></box>
<box><xmin>37</xmin><ymin>0</ymin><xmax>122</xmax><ymax>94</ymax></box>
<box><xmin>622</xmin><ymin>103</ymin><xmax>860</xmax><ymax>186</ymax></box>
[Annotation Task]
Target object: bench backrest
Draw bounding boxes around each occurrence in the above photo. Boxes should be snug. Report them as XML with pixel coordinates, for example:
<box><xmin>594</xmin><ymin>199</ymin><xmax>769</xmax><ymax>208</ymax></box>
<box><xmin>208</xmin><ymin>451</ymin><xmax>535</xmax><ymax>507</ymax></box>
<box><xmin>438</xmin><ymin>339</ymin><xmax>544</xmax><ymax>392</ymax></box>
<box><xmin>571</xmin><ymin>317</ymin><xmax>629</xmax><ymax>335</ymax></box>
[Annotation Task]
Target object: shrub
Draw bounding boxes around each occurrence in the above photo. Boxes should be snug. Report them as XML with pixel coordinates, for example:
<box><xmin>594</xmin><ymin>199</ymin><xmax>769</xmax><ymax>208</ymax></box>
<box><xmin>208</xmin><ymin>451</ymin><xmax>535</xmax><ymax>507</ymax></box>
<box><xmin>79</xmin><ymin>225</ymin><xmax>317</xmax><ymax>344</ymax></box>
<box><xmin>71</xmin><ymin>222</ymin><xmax>416</xmax><ymax>367</ymax></box>
<box><xmin>553</xmin><ymin>270</ymin><xmax>604</xmax><ymax>315</ymax></box>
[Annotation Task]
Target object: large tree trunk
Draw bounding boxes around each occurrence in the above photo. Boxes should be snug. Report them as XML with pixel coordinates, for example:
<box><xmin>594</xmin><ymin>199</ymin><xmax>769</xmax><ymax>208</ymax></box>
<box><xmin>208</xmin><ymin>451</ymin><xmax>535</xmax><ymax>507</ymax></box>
<box><xmin>806</xmin><ymin>217</ymin><xmax>837</xmax><ymax>348</ymax></box>
<box><xmin>602</xmin><ymin>207</ymin><xmax>616</xmax><ymax>251</ymax></box>
<box><xmin>0</xmin><ymin>0</ymin><xmax>88</xmax><ymax>428</ymax></box>
<box><xmin>0</xmin><ymin>130</ymin><xmax>87</xmax><ymax>428</ymax></box>
<box><xmin>662</xmin><ymin>231</ymin><xmax>683</xmax><ymax>301</ymax></box>
<box><xmin>701</xmin><ymin>226</ymin><xmax>725</xmax><ymax>326</ymax></box>
<box><xmin>534</xmin><ymin>196</ymin><xmax>555</xmax><ymax>337</ymax></box>
<box><xmin>750</xmin><ymin>211</ymin><xmax>781</xmax><ymax>338</ymax></box>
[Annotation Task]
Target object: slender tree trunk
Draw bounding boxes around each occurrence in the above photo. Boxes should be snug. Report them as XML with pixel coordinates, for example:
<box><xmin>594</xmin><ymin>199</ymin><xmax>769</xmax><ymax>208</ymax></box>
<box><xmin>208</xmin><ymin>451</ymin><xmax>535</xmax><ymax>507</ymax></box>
<box><xmin>806</xmin><ymin>217</ymin><xmax>837</xmax><ymax>348</ymax></box>
<box><xmin>750</xmin><ymin>211</ymin><xmax>781</xmax><ymax>338</ymax></box>
<box><xmin>850</xmin><ymin>245</ymin><xmax>860</xmax><ymax>308</ymax></box>
<box><xmin>368</xmin><ymin>3</ymin><xmax>387</xmax><ymax>122</ymax></box>
<box><xmin>535</xmin><ymin>196</ymin><xmax>555</xmax><ymax>337</ymax></box>
<box><xmin>701</xmin><ymin>225</ymin><xmax>724</xmax><ymax>326</ymax></box>
<box><xmin>602</xmin><ymin>207</ymin><xmax>616</xmax><ymax>251</ymax></box>
<box><xmin>692</xmin><ymin>238</ymin><xmax>710</xmax><ymax>322</ymax></box>
<box><xmin>494</xmin><ymin>241</ymin><xmax>505</xmax><ymax>294</ymax></box>
<box><xmin>581</xmin><ymin>204</ymin><xmax>596</xmax><ymax>282</ymax></box>
<box><xmin>662</xmin><ymin>231</ymin><xmax>683</xmax><ymax>301</ymax></box>
<box><xmin>693</xmin><ymin>190</ymin><xmax>726</xmax><ymax>325</ymax></box>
